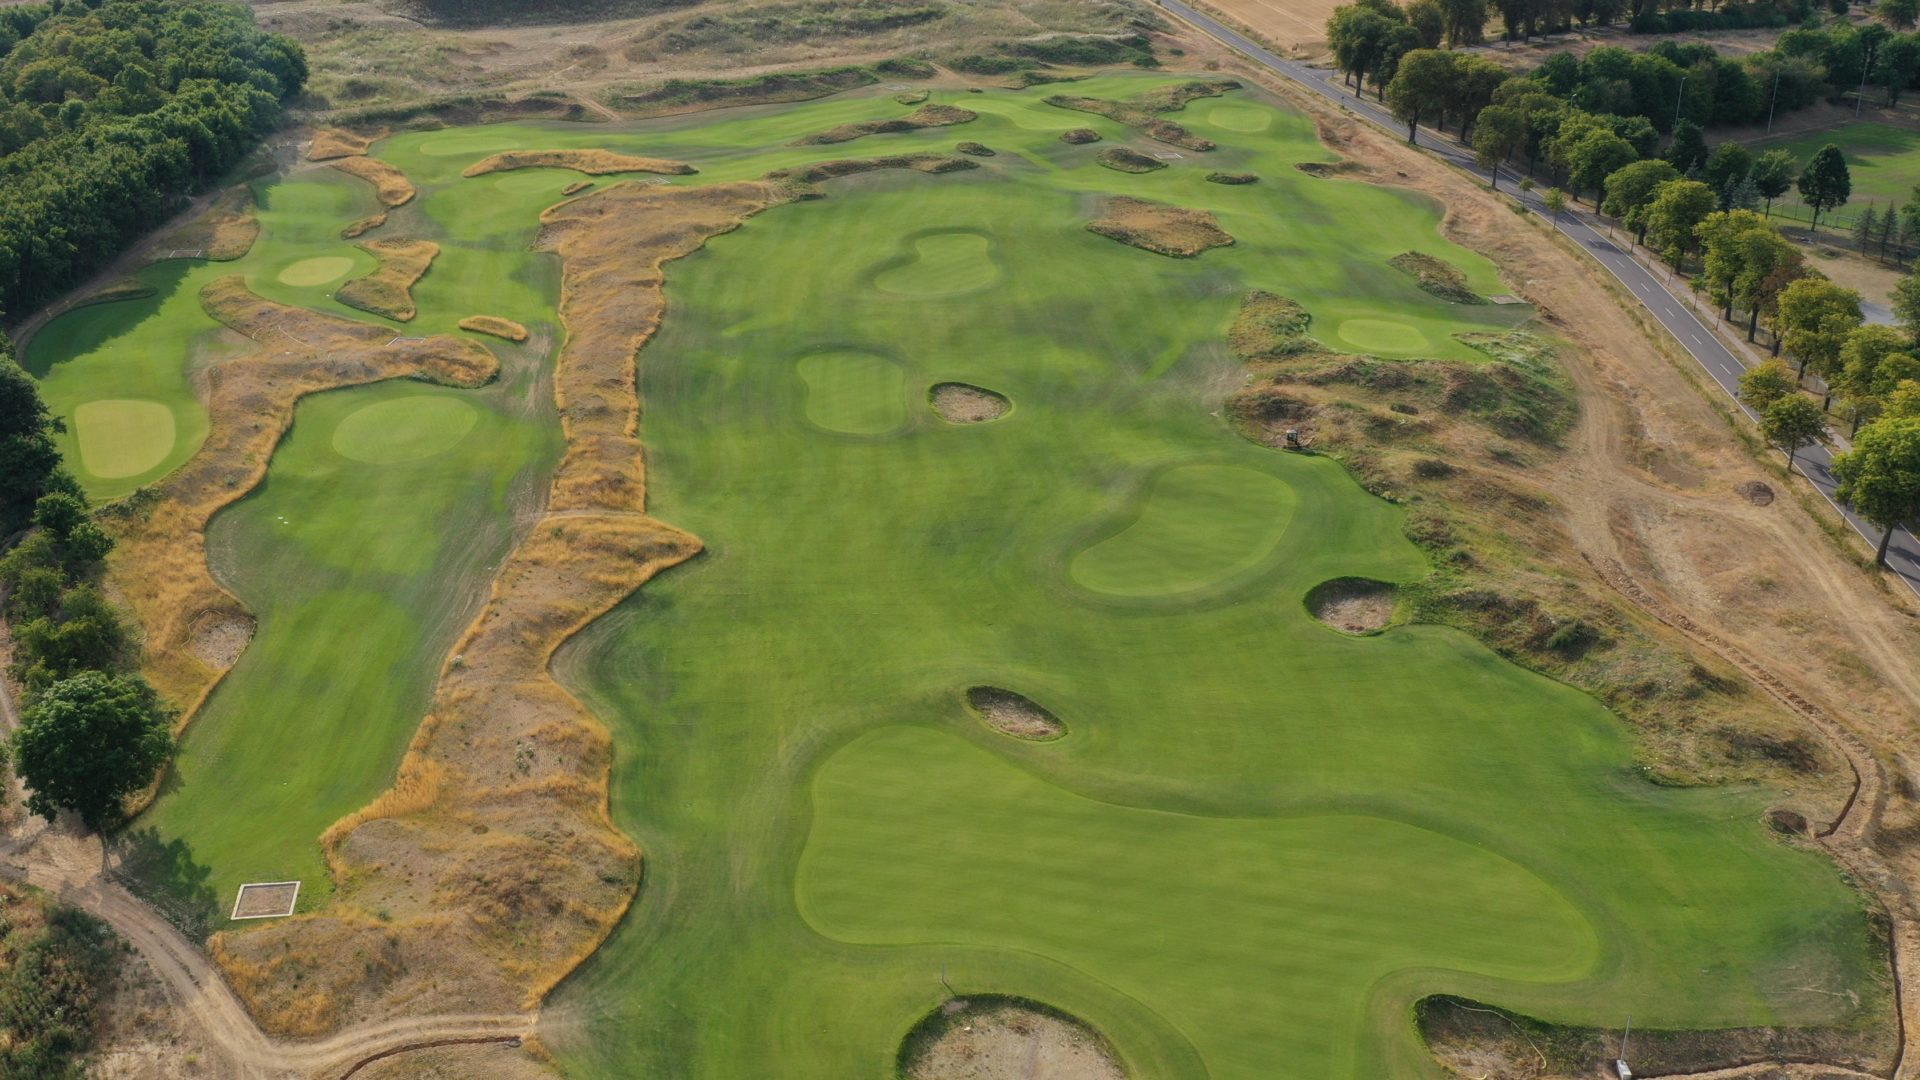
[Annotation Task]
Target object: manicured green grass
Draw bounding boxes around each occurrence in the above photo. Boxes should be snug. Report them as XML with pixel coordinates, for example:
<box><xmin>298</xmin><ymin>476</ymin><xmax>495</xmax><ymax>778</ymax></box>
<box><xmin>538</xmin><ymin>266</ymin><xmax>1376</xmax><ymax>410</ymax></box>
<box><xmin>72</xmin><ymin>399</ymin><xmax>176</xmax><ymax>480</ymax></box>
<box><xmin>29</xmin><ymin>72</ymin><xmax>1882</xmax><ymax>1076</ymax></box>
<box><xmin>1750</xmin><ymin>122</ymin><xmax>1920</xmax><ymax>228</ymax></box>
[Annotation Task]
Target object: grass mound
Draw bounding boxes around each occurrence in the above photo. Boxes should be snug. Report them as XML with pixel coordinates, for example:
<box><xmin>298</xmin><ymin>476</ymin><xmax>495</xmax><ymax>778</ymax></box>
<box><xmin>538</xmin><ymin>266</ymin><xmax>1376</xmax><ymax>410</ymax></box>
<box><xmin>331</xmin><ymin>155</ymin><xmax>415</xmax><ymax>208</ymax></box>
<box><xmin>965</xmin><ymin>687</ymin><xmax>1064</xmax><ymax>740</ymax></box>
<box><xmin>308</xmin><ymin>127</ymin><xmax>381</xmax><ymax>161</ymax></box>
<box><xmin>335</xmin><ymin>239</ymin><xmax>439</xmax><ymax>322</ymax></box>
<box><xmin>151</xmin><ymin>188</ymin><xmax>257</xmax><ymax>261</ymax></box>
<box><xmin>1086</xmin><ymin>196</ymin><xmax>1232</xmax><ymax>258</ymax></box>
<box><xmin>1207</xmin><ymin>171</ymin><xmax>1258</xmax><ymax>184</ymax></box>
<box><xmin>1094</xmin><ymin>147</ymin><xmax>1164</xmax><ymax>173</ymax></box>
<box><xmin>1306</xmin><ymin>577</ymin><xmax>1398</xmax><ymax>634</ymax></box>
<box><xmin>1230</xmin><ymin>290</ymin><xmax>1323</xmax><ymax>360</ymax></box>
<box><xmin>793</xmin><ymin>103</ymin><xmax>977</xmax><ymax>145</ymax></box>
<box><xmin>1060</xmin><ymin>127</ymin><xmax>1102</xmax><ymax>144</ymax></box>
<box><xmin>930</xmin><ymin>382</ymin><xmax>1010</xmax><ymax>422</ymax></box>
<box><xmin>899</xmin><ymin>996</ymin><xmax>1121</xmax><ymax>1080</ymax></box>
<box><xmin>766</xmin><ymin>154</ymin><xmax>976</xmax><ymax>188</ymax></box>
<box><xmin>1045</xmin><ymin>80</ymin><xmax>1237</xmax><ymax>151</ymax></box>
<box><xmin>895</xmin><ymin>90</ymin><xmax>929</xmax><ymax>105</ymax></box>
<box><xmin>1390</xmin><ymin>251</ymin><xmax>1485</xmax><ymax>305</ymax></box>
<box><xmin>462</xmin><ymin>149</ymin><xmax>695</xmax><ymax>177</ymax></box>
<box><xmin>956</xmin><ymin>141</ymin><xmax>995</xmax><ymax>157</ymax></box>
<box><xmin>459</xmin><ymin>315</ymin><xmax>529</xmax><ymax>341</ymax></box>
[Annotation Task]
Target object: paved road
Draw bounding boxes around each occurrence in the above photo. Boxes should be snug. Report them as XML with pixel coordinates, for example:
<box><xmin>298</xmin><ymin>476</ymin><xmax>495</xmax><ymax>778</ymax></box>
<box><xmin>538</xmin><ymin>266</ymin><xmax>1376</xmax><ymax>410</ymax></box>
<box><xmin>1158</xmin><ymin>0</ymin><xmax>1920</xmax><ymax>599</ymax></box>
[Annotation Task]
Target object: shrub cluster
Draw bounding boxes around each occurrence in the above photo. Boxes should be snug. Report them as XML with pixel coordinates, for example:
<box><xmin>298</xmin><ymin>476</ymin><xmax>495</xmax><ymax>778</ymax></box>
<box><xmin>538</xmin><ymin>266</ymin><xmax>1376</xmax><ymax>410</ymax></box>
<box><xmin>0</xmin><ymin>887</ymin><xmax>120</xmax><ymax>1079</ymax></box>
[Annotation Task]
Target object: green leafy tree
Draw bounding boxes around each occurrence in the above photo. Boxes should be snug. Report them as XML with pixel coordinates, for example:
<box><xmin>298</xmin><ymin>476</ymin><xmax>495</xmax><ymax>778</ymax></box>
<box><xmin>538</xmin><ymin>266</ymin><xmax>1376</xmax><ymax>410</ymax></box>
<box><xmin>1664</xmin><ymin>119</ymin><xmax>1709</xmax><ymax>173</ymax></box>
<box><xmin>1328</xmin><ymin>6</ymin><xmax>1406</xmax><ymax>98</ymax></box>
<box><xmin>1602</xmin><ymin>158</ymin><xmax>1680</xmax><ymax>242</ymax></box>
<box><xmin>1739</xmin><ymin>359</ymin><xmax>1800</xmax><ymax>411</ymax></box>
<box><xmin>1879</xmin><ymin>35</ymin><xmax>1920</xmax><ymax>105</ymax></box>
<box><xmin>0</xmin><ymin>346</ymin><xmax>67</xmax><ymax>535</ymax></box>
<box><xmin>1833</xmin><ymin>416</ymin><xmax>1920</xmax><ymax>565</ymax></box>
<box><xmin>10</xmin><ymin>671</ymin><xmax>171</xmax><ymax>830</ymax></box>
<box><xmin>1882</xmin><ymin>0</ymin><xmax>1919</xmax><ymax>28</ymax></box>
<box><xmin>1439</xmin><ymin>0</ymin><xmax>1489</xmax><ymax>43</ymax></box>
<box><xmin>1473</xmin><ymin>105</ymin><xmax>1526</xmax><ymax>188</ymax></box>
<box><xmin>1543</xmin><ymin>186</ymin><xmax>1568</xmax><ymax>221</ymax></box>
<box><xmin>11</xmin><ymin>585</ymin><xmax>128</xmax><ymax>688</ymax></box>
<box><xmin>1895</xmin><ymin>268</ymin><xmax>1920</xmax><ymax>344</ymax></box>
<box><xmin>1760</xmin><ymin>394</ymin><xmax>1829</xmax><ymax>474</ymax></box>
<box><xmin>1643</xmin><ymin>178</ymin><xmax>1716</xmax><ymax>267</ymax></box>
<box><xmin>1750</xmin><ymin>148</ymin><xmax>1796</xmax><ymax>218</ymax></box>
<box><xmin>1702</xmin><ymin>142</ymin><xmax>1753</xmax><ymax>208</ymax></box>
<box><xmin>1837</xmin><ymin>324</ymin><xmax>1915</xmax><ymax>430</ymax></box>
<box><xmin>1406</xmin><ymin>0</ymin><xmax>1447</xmax><ymax>45</ymax></box>
<box><xmin>1797</xmin><ymin>143</ymin><xmax>1852</xmax><ymax>232</ymax></box>
<box><xmin>1856</xmin><ymin>205</ymin><xmax>1882</xmax><ymax>255</ymax></box>
<box><xmin>1386</xmin><ymin>48</ymin><xmax>1458</xmax><ymax>143</ymax></box>
<box><xmin>1563</xmin><ymin>129</ymin><xmax>1639</xmax><ymax>203</ymax></box>
<box><xmin>1777</xmin><ymin>277</ymin><xmax>1863</xmax><ymax>379</ymax></box>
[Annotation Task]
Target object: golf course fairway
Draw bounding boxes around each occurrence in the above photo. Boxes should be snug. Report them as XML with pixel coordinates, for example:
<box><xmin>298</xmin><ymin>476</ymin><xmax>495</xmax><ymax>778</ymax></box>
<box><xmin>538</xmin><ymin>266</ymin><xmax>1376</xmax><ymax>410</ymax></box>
<box><xmin>23</xmin><ymin>73</ymin><xmax>1883</xmax><ymax>1078</ymax></box>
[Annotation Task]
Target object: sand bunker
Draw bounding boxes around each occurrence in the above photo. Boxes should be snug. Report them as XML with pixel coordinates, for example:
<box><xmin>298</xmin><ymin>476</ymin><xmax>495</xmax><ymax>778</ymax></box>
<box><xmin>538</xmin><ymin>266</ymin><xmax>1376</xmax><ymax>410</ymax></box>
<box><xmin>794</xmin><ymin>103</ymin><xmax>977</xmax><ymax>145</ymax></box>
<box><xmin>1736</xmin><ymin>480</ymin><xmax>1775</xmax><ymax>506</ymax></box>
<box><xmin>1085</xmin><ymin>197</ymin><xmax>1233</xmax><ymax>258</ymax></box>
<box><xmin>965</xmin><ymin>687</ymin><xmax>1064</xmax><ymax>740</ymax></box>
<box><xmin>1307</xmin><ymin>578</ymin><xmax>1398</xmax><ymax>634</ymax></box>
<box><xmin>460</xmin><ymin>315</ymin><xmax>529</xmax><ymax>341</ymax></box>
<box><xmin>901</xmin><ymin>997</ymin><xmax>1122</xmax><ymax>1080</ymax></box>
<box><xmin>187</xmin><ymin>609</ymin><xmax>255</xmax><ymax>669</ymax></box>
<box><xmin>462</xmin><ymin>149</ymin><xmax>695</xmax><ymax>177</ymax></box>
<box><xmin>930</xmin><ymin>382</ymin><xmax>1010</xmax><ymax>423</ymax></box>
<box><xmin>1095</xmin><ymin>147</ymin><xmax>1165</xmax><ymax>174</ymax></box>
<box><xmin>331</xmin><ymin>156</ymin><xmax>415</xmax><ymax>208</ymax></box>
<box><xmin>335</xmin><ymin>239</ymin><xmax>439</xmax><ymax>322</ymax></box>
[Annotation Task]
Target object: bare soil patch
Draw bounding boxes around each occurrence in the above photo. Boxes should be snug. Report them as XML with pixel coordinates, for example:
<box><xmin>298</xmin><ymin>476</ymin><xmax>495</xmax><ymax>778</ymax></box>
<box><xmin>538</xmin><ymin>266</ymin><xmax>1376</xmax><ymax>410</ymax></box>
<box><xmin>150</xmin><ymin>188</ymin><xmax>258</xmax><ymax>262</ymax></box>
<box><xmin>900</xmin><ymin>996</ymin><xmax>1123</xmax><ymax>1080</ymax></box>
<box><xmin>308</xmin><ymin>127</ymin><xmax>382</xmax><ymax>161</ymax></box>
<box><xmin>794</xmin><ymin>103</ymin><xmax>977</xmax><ymax>145</ymax></box>
<box><xmin>1736</xmin><ymin>479</ymin><xmax>1776</xmax><ymax>506</ymax></box>
<box><xmin>187</xmin><ymin>609</ymin><xmax>255</xmax><ymax>670</ymax></box>
<box><xmin>1094</xmin><ymin>146</ymin><xmax>1165</xmax><ymax>173</ymax></box>
<box><xmin>331</xmin><ymin>156</ymin><xmax>416</xmax><ymax>208</ymax></box>
<box><xmin>1306</xmin><ymin>578</ymin><xmax>1398</xmax><ymax>634</ymax></box>
<box><xmin>459</xmin><ymin>315</ymin><xmax>529</xmax><ymax>342</ymax></box>
<box><xmin>1046</xmin><ymin>81</ymin><xmax>1237</xmax><ymax>151</ymax></box>
<box><xmin>336</xmin><ymin>239</ymin><xmax>439</xmax><ymax>322</ymax></box>
<box><xmin>462</xmin><ymin>148</ymin><xmax>694</xmax><ymax>177</ymax></box>
<box><xmin>1086</xmin><ymin>196</ymin><xmax>1233</xmax><ymax>258</ymax></box>
<box><xmin>1060</xmin><ymin>127</ymin><xmax>1102</xmax><ymax>144</ymax></box>
<box><xmin>930</xmin><ymin>382</ymin><xmax>1010</xmax><ymax>423</ymax></box>
<box><xmin>965</xmin><ymin>687</ymin><xmax>1064</xmax><ymax>740</ymax></box>
<box><xmin>1389</xmin><ymin>251</ymin><xmax>1485</xmax><ymax>304</ymax></box>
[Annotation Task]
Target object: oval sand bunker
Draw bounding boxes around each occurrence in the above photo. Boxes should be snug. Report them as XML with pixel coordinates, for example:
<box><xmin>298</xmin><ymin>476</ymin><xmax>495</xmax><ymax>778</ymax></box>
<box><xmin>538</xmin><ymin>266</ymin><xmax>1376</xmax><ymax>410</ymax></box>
<box><xmin>930</xmin><ymin>382</ymin><xmax>1010</xmax><ymax>423</ymax></box>
<box><xmin>1307</xmin><ymin>578</ymin><xmax>1398</xmax><ymax>634</ymax></box>
<box><xmin>332</xmin><ymin>395</ymin><xmax>480</xmax><ymax>463</ymax></box>
<box><xmin>277</xmin><ymin>255</ymin><xmax>355</xmax><ymax>287</ymax></box>
<box><xmin>966</xmin><ymin>687</ymin><xmax>1064</xmax><ymax>740</ymax></box>
<box><xmin>900</xmin><ymin>996</ymin><xmax>1123</xmax><ymax>1080</ymax></box>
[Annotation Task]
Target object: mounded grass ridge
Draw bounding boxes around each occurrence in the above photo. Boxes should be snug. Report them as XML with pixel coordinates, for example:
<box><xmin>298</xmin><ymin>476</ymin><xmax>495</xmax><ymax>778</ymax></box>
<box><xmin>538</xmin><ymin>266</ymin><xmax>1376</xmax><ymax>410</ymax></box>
<box><xmin>462</xmin><ymin>148</ymin><xmax>696</xmax><ymax>177</ymax></box>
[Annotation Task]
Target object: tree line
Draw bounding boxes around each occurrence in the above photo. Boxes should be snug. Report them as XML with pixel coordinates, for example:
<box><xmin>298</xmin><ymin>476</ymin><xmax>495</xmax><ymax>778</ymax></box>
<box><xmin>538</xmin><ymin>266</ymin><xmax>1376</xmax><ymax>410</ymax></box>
<box><xmin>0</xmin><ymin>0</ymin><xmax>305</xmax><ymax>832</ymax></box>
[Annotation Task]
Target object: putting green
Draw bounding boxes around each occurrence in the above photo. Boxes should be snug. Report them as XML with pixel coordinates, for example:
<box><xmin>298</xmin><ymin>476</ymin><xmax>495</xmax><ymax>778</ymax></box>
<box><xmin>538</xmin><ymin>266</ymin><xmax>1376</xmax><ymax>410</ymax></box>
<box><xmin>873</xmin><ymin>230</ymin><xmax>1001</xmax><ymax>297</ymax></box>
<box><xmin>276</xmin><ymin>256</ymin><xmax>355</xmax><ymax>287</ymax></box>
<box><xmin>1070</xmin><ymin>464</ymin><xmax>1296</xmax><ymax>597</ymax></box>
<box><xmin>796</xmin><ymin>350</ymin><xmax>908</xmax><ymax>435</ymax></box>
<box><xmin>1207</xmin><ymin>104</ymin><xmax>1273</xmax><ymax>133</ymax></box>
<box><xmin>1335</xmin><ymin>317</ymin><xmax>1430</xmax><ymax>354</ymax></box>
<box><xmin>331</xmin><ymin>395</ymin><xmax>479</xmax><ymax>463</ymax></box>
<box><xmin>73</xmin><ymin>399</ymin><xmax>176</xmax><ymax>480</ymax></box>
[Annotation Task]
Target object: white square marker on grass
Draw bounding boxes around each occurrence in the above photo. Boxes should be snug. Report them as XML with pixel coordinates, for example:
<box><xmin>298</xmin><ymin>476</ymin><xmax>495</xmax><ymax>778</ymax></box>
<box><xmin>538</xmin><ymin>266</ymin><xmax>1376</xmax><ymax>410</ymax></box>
<box><xmin>231</xmin><ymin>881</ymin><xmax>301</xmax><ymax>920</ymax></box>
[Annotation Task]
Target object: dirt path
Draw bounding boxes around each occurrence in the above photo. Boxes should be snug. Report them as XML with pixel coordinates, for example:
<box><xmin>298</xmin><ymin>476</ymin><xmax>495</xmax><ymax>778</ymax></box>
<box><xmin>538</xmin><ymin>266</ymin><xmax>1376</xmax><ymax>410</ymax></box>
<box><xmin>0</xmin><ymin>815</ymin><xmax>531</xmax><ymax>1080</ymax></box>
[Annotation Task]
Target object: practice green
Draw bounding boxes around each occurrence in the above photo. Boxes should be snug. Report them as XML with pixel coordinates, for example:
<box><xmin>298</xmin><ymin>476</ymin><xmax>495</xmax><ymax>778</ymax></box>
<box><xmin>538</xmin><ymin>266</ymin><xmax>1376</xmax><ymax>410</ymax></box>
<box><xmin>276</xmin><ymin>255</ymin><xmax>355</xmax><ymax>287</ymax></box>
<box><xmin>73</xmin><ymin>399</ymin><xmax>176</xmax><ymax>479</ymax></box>
<box><xmin>1336</xmin><ymin>317</ymin><xmax>1430</xmax><ymax>354</ymax></box>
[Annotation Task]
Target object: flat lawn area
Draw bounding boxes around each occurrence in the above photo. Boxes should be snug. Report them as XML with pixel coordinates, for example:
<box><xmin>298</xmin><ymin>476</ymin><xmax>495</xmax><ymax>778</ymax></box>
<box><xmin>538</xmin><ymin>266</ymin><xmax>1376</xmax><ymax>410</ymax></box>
<box><xmin>29</xmin><ymin>73</ymin><xmax>1883</xmax><ymax>1076</ymax></box>
<box><xmin>1749</xmin><ymin>122</ymin><xmax>1920</xmax><ymax>228</ymax></box>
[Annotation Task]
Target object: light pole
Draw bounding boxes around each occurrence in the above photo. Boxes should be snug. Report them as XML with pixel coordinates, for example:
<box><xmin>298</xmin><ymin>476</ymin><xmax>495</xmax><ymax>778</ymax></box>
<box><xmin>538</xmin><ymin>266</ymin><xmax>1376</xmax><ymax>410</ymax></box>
<box><xmin>1673</xmin><ymin>74</ymin><xmax>1687</xmax><ymax>132</ymax></box>
<box><xmin>1765</xmin><ymin>70</ymin><xmax>1781</xmax><ymax>133</ymax></box>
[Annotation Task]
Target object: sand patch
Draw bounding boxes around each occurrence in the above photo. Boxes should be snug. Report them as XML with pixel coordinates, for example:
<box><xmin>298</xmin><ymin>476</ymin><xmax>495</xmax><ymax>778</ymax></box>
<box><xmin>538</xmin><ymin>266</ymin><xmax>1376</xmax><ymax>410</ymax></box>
<box><xmin>462</xmin><ymin>149</ymin><xmax>695</xmax><ymax>177</ymax></box>
<box><xmin>308</xmin><ymin>127</ymin><xmax>383</xmax><ymax>161</ymax></box>
<box><xmin>1094</xmin><ymin>147</ymin><xmax>1165</xmax><ymax>173</ymax></box>
<box><xmin>187</xmin><ymin>609</ymin><xmax>255</xmax><ymax>669</ymax></box>
<box><xmin>1389</xmin><ymin>251</ymin><xmax>1485</xmax><ymax>304</ymax></box>
<box><xmin>74</xmin><ymin>399</ymin><xmax>175</xmax><ymax>480</ymax></box>
<box><xmin>461</xmin><ymin>315</ymin><xmax>529</xmax><ymax>341</ymax></box>
<box><xmin>1085</xmin><ymin>197</ymin><xmax>1233</xmax><ymax>258</ymax></box>
<box><xmin>150</xmin><ymin>187</ymin><xmax>258</xmax><ymax>261</ymax></box>
<box><xmin>964</xmin><ymin>688</ymin><xmax>1063</xmax><ymax>740</ymax></box>
<box><xmin>1060</xmin><ymin>128</ymin><xmax>1103</xmax><ymax>144</ymax></box>
<box><xmin>335</xmin><ymin>239</ymin><xmax>439</xmax><ymax>322</ymax></box>
<box><xmin>331</xmin><ymin>156</ymin><xmax>415</xmax><ymax>208</ymax></box>
<box><xmin>930</xmin><ymin>382</ymin><xmax>1010</xmax><ymax>423</ymax></box>
<box><xmin>1306</xmin><ymin>578</ymin><xmax>1399</xmax><ymax>634</ymax></box>
<box><xmin>901</xmin><ymin>997</ymin><xmax>1122</xmax><ymax>1080</ymax></box>
<box><xmin>793</xmin><ymin>103</ymin><xmax>977</xmax><ymax>145</ymax></box>
<box><xmin>1736</xmin><ymin>480</ymin><xmax>1775</xmax><ymax>506</ymax></box>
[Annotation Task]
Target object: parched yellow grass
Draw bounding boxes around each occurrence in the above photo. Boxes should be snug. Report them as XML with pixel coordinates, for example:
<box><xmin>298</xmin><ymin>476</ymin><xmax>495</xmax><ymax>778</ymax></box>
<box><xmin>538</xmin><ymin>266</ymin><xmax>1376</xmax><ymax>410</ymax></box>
<box><xmin>341</xmin><ymin>211</ymin><xmax>387</xmax><ymax>239</ymax></box>
<box><xmin>308</xmin><ymin>126</ymin><xmax>383</xmax><ymax>161</ymax></box>
<box><xmin>151</xmin><ymin>187</ymin><xmax>259</xmax><ymax>261</ymax></box>
<box><xmin>335</xmin><ymin>239</ymin><xmax>439</xmax><ymax>322</ymax></box>
<box><xmin>462</xmin><ymin>148</ymin><xmax>695</xmax><ymax>177</ymax></box>
<box><xmin>107</xmin><ymin>278</ymin><xmax>498</xmax><ymax>731</ymax></box>
<box><xmin>459</xmin><ymin>315</ymin><xmax>529</xmax><ymax>341</ymax></box>
<box><xmin>1086</xmin><ymin>196</ymin><xmax>1235</xmax><ymax>257</ymax></box>
<box><xmin>330</xmin><ymin>155</ymin><xmax>415</xmax><ymax>208</ymax></box>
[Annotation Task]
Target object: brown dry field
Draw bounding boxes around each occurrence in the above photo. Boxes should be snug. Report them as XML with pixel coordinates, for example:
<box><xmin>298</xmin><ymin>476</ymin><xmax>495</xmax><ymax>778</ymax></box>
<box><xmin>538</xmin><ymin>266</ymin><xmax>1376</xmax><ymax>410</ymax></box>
<box><xmin>1203</xmin><ymin>0</ymin><xmax>1346</xmax><ymax>55</ymax></box>
<box><xmin>1086</xmin><ymin>196</ymin><xmax>1236</xmax><ymax>257</ymax></box>
<box><xmin>150</xmin><ymin>188</ymin><xmax>259</xmax><ymax>262</ymax></box>
<box><xmin>458</xmin><ymin>314</ymin><xmax>529</xmax><ymax>341</ymax></box>
<box><xmin>336</xmin><ymin>238</ymin><xmax>439</xmax><ymax>322</ymax></box>
<box><xmin>331</xmin><ymin>155</ymin><xmax>417</xmax><ymax>208</ymax></box>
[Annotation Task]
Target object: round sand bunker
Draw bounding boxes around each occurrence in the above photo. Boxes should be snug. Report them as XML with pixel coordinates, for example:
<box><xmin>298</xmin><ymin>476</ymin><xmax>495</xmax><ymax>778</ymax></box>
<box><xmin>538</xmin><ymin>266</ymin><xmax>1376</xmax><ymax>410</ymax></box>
<box><xmin>930</xmin><ymin>382</ymin><xmax>1010</xmax><ymax>424</ymax></box>
<box><xmin>1306</xmin><ymin>578</ymin><xmax>1398</xmax><ymax>635</ymax></box>
<box><xmin>900</xmin><ymin>996</ymin><xmax>1124</xmax><ymax>1080</ymax></box>
<box><xmin>966</xmin><ymin>687</ymin><xmax>1064</xmax><ymax>740</ymax></box>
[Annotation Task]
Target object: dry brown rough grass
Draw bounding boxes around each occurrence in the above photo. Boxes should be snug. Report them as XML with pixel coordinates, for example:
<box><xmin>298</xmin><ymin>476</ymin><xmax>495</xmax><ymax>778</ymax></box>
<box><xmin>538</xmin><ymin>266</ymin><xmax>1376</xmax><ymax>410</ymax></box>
<box><xmin>308</xmin><ymin>127</ymin><xmax>383</xmax><ymax>161</ymax></box>
<box><xmin>336</xmin><ymin>239</ymin><xmax>440</xmax><ymax>322</ymax></box>
<box><xmin>150</xmin><ymin>188</ymin><xmax>258</xmax><ymax>262</ymax></box>
<box><xmin>462</xmin><ymin>148</ymin><xmax>694</xmax><ymax>177</ymax></box>
<box><xmin>1094</xmin><ymin>146</ymin><xmax>1165</xmax><ymax>173</ymax></box>
<box><xmin>342</xmin><ymin>212</ymin><xmax>388</xmax><ymax>239</ymax></box>
<box><xmin>331</xmin><ymin>156</ymin><xmax>416</xmax><ymax>208</ymax></box>
<box><xmin>459</xmin><ymin>315</ymin><xmax>529</xmax><ymax>342</ymax></box>
<box><xmin>1046</xmin><ymin>80</ymin><xmax>1236</xmax><ymax>150</ymax></box>
<box><xmin>561</xmin><ymin>180</ymin><xmax>593</xmax><ymax>196</ymax></box>
<box><xmin>793</xmin><ymin>102</ymin><xmax>977</xmax><ymax>145</ymax></box>
<box><xmin>1086</xmin><ymin>196</ymin><xmax>1233</xmax><ymax>257</ymax></box>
